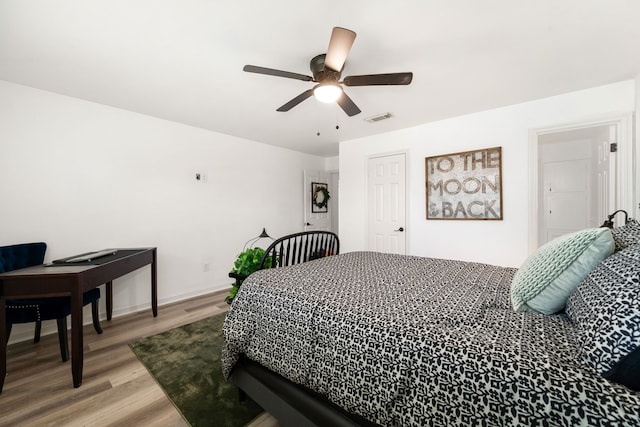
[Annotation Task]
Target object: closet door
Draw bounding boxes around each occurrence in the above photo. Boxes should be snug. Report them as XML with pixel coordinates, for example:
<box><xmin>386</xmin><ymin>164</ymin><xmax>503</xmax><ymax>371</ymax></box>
<box><xmin>367</xmin><ymin>153</ymin><xmax>406</xmax><ymax>255</ymax></box>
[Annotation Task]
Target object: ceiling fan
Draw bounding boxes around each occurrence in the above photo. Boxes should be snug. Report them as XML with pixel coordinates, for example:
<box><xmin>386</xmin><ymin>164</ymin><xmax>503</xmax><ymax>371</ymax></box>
<box><xmin>243</xmin><ymin>27</ymin><xmax>413</xmax><ymax>117</ymax></box>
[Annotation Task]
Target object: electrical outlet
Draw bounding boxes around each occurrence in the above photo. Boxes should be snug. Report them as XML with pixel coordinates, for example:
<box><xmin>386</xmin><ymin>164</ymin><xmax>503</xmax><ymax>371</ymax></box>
<box><xmin>203</xmin><ymin>263</ymin><xmax>210</xmax><ymax>272</ymax></box>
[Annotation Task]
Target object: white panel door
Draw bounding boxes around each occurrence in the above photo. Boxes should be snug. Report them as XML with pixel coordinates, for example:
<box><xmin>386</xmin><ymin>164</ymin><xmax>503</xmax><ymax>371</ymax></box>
<box><xmin>304</xmin><ymin>170</ymin><xmax>331</xmax><ymax>231</ymax></box>
<box><xmin>367</xmin><ymin>154</ymin><xmax>406</xmax><ymax>254</ymax></box>
<box><xmin>538</xmin><ymin>124</ymin><xmax>615</xmax><ymax>246</ymax></box>
<box><xmin>542</xmin><ymin>159</ymin><xmax>589</xmax><ymax>243</ymax></box>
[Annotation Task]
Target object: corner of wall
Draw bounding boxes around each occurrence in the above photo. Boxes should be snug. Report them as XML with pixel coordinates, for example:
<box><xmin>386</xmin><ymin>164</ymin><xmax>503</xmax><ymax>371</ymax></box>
<box><xmin>325</xmin><ymin>155</ymin><xmax>339</xmax><ymax>172</ymax></box>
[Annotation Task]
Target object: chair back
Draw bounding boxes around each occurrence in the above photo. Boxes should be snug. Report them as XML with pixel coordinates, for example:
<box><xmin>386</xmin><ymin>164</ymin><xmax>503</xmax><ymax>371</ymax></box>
<box><xmin>0</xmin><ymin>243</ymin><xmax>47</xmax><ymax>273</ymax></box>
<box><xmin>258</xmin><ymin>231</ymin><xmax>339</xmax><ymax>270</ymax></box>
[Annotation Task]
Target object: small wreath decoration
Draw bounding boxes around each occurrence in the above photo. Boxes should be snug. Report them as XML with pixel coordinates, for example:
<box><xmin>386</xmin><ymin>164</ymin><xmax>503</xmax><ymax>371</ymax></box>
<box><xmin>313</xmin><ymin>185</ymin><xmax>331</xmax><ymax>209</ymax></box>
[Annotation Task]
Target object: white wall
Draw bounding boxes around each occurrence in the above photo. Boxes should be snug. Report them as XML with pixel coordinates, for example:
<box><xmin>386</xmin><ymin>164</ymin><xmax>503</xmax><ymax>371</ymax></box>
<box><xmin>325</xmin><ymin>156</ymin><xmax>340</xmax><ymax>234</ymax></box>
<box><xmin>636</xmin><ymin>74</ymin><xmax>640</xmax><ymax>207</ymax></box>
<box><xmin>0</xmin><ymin>80</ymin><xmax>325</xmax><ymax>342</ymax></box>
<box><xmin>339</xmin><ymin>80</ymin><xmax>636</xmax><ymax>268</ymax></box>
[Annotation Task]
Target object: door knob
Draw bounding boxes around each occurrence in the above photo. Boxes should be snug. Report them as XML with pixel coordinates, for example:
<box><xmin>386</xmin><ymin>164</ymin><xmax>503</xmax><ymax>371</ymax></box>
<box><xmin>306</xmin><ymin>222</ymin><xmax>313</xmax><ymax>226</ymax></box>
<box><xmin>394</xmin><ymin>227</ymin><xmax>404</xmax><ymax>232</ymax></box>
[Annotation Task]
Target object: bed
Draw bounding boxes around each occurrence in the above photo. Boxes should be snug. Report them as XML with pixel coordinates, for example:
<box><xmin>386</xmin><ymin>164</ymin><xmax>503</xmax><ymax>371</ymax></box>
<box><xmin>222</xmin><ymin>226</ymin><xmax>640</xmax><ymax>426</ymax></box>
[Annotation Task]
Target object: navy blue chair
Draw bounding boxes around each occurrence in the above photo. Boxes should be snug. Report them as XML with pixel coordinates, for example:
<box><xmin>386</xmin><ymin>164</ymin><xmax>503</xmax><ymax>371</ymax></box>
<box><xmin>0</xmin><ymin>242</ymin><xmax>102</xmax><ymax>361</ymax></box>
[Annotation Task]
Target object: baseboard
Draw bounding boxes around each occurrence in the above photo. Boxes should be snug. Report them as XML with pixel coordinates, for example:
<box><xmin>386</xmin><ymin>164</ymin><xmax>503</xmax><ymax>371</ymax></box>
<box><xmin>7</xmin><ymin>285</ymin><xmax>230</xmax><ymax>345</ymax></box>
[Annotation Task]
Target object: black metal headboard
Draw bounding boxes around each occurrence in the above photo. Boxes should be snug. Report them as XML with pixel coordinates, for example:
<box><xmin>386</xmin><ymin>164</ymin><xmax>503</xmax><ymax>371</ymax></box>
<box><xmin>258</xmin><ymin>231</ymin><xmax>339</xmax><ymax>270</ymax></box>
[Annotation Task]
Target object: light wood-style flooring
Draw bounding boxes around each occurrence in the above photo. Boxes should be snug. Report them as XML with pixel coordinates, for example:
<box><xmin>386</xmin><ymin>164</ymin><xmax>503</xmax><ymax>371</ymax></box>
<box><xmin>0</xmin><ymin>290</ymin><xmax>280</xmax><ymax>427</ymax></box>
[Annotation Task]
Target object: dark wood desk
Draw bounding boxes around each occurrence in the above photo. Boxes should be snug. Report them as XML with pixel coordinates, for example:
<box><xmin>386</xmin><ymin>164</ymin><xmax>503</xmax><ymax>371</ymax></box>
<box><xmin>0</xmin><ymin>247</ymin><xmax>157</xmax><ymax>393</ymax></box>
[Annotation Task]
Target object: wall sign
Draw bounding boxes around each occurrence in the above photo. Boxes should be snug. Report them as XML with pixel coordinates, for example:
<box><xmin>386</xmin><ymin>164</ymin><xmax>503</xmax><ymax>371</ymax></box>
<box><xmin>425</xmin><ymin>146</ymin><xmax>502</xmax><ymax>220</ymax></box>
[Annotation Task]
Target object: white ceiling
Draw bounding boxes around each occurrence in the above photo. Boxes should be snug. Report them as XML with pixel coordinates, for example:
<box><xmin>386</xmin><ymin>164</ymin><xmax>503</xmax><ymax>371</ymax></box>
<box><xmin>2</xmin><ymin>1</ymin><xmax>640</xmax><ymax>157</ymax></box>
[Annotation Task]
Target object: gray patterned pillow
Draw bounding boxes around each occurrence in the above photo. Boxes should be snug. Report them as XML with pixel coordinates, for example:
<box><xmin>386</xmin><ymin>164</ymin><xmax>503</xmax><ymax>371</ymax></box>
<box><xmin>611</xmin><ymin>219</ymin><xmax>640</xmax><ymax>251</ymax></box>
<box><xmin>566</xmin><ymin>243</ymin><xmax>640</xmax><ymax>375</ymax></box>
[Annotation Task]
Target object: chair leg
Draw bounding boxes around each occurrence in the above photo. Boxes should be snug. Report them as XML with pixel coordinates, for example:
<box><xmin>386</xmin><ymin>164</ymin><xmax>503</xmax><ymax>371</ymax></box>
<box><xmin>91</xmin><ymin>301</ymin><xmax>103</xmax><ymax>334</ymax></box>
<box><xmin>56</xmin><ymin>317</ymin><xmax>70</xmax><ymax>362</ymax></box>
<box><xmin>5</xmin><ymin>323</ymin><xmax>12</xmax><ymax>344</ymax></box>
<box><xmin>33</xmin><ymin>320</ymin><xmax>42</xmax><ymax>343</ymax></box>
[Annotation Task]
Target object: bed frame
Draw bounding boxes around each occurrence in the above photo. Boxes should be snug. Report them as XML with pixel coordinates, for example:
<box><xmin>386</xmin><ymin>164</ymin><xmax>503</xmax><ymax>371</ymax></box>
<box><xmin>229</xmin><ymin>230</ymin><xmax>373</xmax><ymax>426</ymax></box>
<box><xmin>231</xmin><ymin>356</ymin><xmax>379</xmax><ymax>427</ymax></box>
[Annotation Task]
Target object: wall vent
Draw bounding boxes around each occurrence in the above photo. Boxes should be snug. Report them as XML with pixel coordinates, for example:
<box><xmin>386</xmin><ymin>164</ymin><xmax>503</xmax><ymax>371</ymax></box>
<box><xmin>364</xmin><ymin>112</ymin><xmax>392</xmax><ymax>123</ymax></box>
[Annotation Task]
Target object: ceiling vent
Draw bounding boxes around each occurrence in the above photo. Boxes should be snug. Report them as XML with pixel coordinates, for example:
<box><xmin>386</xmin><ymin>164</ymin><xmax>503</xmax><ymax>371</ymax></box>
<box><xmin>364</xmin><ymin>112</ymin><xmax>392</xmax><ymax>123</ymax></box>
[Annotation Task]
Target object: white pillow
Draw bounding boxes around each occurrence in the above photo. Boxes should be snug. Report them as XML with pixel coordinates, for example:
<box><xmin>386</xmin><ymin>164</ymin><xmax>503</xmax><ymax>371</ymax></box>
<box><xmin>511</xmin><ymin>227</ymin><xmax>614</xmax><ymax>314</ymax></box>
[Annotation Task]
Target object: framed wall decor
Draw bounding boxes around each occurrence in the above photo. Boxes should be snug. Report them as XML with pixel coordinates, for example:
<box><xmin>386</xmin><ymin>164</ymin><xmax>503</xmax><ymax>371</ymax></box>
<box><xmin>425</xmin><ymin>146</ymin><xmax>502</xmax><ymax>220</ymax></box>
<box><xmin>311</xmin><ymin>182</ymin><xmax>330</xmax><ymax>213</ymax></box>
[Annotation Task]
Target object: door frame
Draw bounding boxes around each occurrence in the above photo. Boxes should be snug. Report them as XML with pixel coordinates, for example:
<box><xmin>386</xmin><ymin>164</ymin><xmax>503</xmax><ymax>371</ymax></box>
<box><xmin>527</xmin><ymin>112</ymin><xmax>634</xmax><ymax>253</ymax></box>
<box><xmin>366</xmin><ymin>150</ymin><xmax>410</xmax><ymax>254</ymax></box>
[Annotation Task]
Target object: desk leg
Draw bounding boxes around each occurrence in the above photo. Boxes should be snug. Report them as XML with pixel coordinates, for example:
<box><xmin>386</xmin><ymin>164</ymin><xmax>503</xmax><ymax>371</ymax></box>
<box><xmin>106</xmin><ymin>281</ymin><xmax>113</xmax><ymax>321</ymax></box>
<box><xmin>0</xmin><ymin>297</ymin><xmax>6</xmax><ymax>393</ymax></box>
<box><xmin>71</xmin><ymin>284</ymin><xmax>84</xmax><ymax>388</ymax></box>
<box><xmin>151</xmin><ymin>248</ymin><xmax>157</xmax><ymax>317</ymax></box>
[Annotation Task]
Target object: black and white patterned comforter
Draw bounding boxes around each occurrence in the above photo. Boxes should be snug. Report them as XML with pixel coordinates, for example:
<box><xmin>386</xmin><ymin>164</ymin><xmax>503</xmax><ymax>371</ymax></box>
<box><xmin>222</xmin><ymin>252</ymin><xmax>640</xmax><ymax>426</ymax></box>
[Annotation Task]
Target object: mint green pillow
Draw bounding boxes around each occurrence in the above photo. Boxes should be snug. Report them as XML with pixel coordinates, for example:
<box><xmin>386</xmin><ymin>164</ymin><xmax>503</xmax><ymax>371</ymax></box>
<box><xmin>511</xmin><ymin>228</ymin><xmax>614</xmax><ymax>314</ymax></box>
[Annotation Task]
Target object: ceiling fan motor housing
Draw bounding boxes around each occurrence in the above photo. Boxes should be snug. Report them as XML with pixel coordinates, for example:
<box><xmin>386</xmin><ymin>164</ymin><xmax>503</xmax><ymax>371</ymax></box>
<box><xmin>311</xmin><ymin>54</ymin><xmax>341</xmax><ymax>83</ymax></box>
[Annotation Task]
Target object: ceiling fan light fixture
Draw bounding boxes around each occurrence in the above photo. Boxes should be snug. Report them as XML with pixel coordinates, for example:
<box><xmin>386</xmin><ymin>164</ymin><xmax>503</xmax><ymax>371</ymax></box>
<box><xmin>313</xmin><ymin>82</ymin><xmax>342</xmax><ymax>103</ymax></box>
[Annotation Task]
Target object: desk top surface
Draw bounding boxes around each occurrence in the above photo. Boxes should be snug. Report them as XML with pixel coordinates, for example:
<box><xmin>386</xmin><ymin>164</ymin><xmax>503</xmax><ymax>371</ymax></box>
<box><xmin>0</xmin><ymin>248</ymin><xmax>155</xmax><ymax>278</ymax></box>
<box><xmin>51</xmin><ymin>248</ymin><xmax>154</xmax><ymax>266</ymax></box>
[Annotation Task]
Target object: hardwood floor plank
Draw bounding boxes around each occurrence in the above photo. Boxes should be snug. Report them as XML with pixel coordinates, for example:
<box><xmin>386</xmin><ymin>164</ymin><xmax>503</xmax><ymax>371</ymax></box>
<box><xmin>36</xmin><ymin>375</ymin><xmax>161</xmax><ymax>426</ymax></box>
<box><xmin>101</xmin><ymin>397</ymin><xmax>187</xmax><ymax>427</ymax></box>
<box><xmin>0</xmin><ymin>291</ymin><xmax>280</xmax><ymax>427</ymax></box>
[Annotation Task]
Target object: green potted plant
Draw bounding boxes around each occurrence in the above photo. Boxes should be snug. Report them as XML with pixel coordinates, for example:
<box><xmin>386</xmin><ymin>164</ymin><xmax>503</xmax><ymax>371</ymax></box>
<box><xmin>225</xmin><ymin>247</ymin><xmax>275</xmax><ymax>304</ymax></box>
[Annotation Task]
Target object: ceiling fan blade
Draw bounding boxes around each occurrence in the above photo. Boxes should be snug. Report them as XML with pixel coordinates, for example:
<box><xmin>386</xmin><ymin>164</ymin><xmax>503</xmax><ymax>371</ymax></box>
<box><xmin>324</xmin><ymin>27</ymin><xmax>356</xmax><ymax>72</ymax></box>
<box><xmin>276</xmin><ymin>89</ymin><xmax>314</xmax><ymax>112</ymax></box>
<box><xmin>343</xmin><ymin>72</ymin><xmax>413</xmax><ymax>86</ymax></box>
<box><xmin>336</xmin><ymin>91</ymin><xmax>361</xmax><ymax>117</ymax></box>
<box><xmin>244</xmin><ymin>65</ymin><xmax>313</xmax><ymax>82</ymax></box>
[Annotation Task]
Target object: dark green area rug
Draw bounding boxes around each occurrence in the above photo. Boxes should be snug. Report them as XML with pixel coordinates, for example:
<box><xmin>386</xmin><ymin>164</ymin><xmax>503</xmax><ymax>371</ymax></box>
<box><xmin>129</xmin><ymin>313</ymin><xmax>263</xmax><ymax>427</ymax></box>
